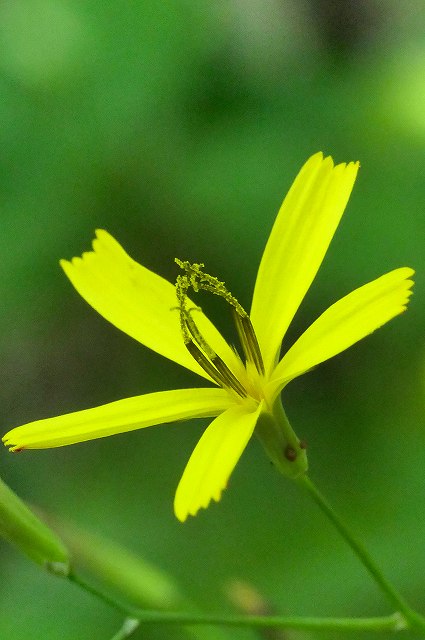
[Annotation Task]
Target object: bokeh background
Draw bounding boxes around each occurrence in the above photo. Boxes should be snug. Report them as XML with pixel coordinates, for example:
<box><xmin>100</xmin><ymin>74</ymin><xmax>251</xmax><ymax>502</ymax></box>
<box><xmin>0</xmin><ymin>1</ymin><xmax>424</xmax><ymax>638</ymax></box>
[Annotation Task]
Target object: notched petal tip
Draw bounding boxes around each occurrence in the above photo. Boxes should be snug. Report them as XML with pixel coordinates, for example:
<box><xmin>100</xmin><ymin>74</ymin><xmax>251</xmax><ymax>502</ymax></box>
<box><xmin>392</xmin><ymin>267</ymin><xmax>415</xmax><ymax>299</ymax></box>
<box><xmin>308</xmin><ymin>150</ymin><xmax>360</xmax><ymax>173</ymax></box>
<box><xmin>397</xmin><ymin>273</ymin><xmax>415</xmax><ymax>313</ymax></box>
<box><xmin>174</xmin><ymin>486</ymin><xmax>225</xmax><ymax>523</ymax></box>
<box><xmin>401</xmin><ymin>266</ymin><xmax>415</xmax><ymax>280</ymax></box>
<box><xmin>2</xmin><ymin>433</ymin><xmax>22</xmax><ymax>452</ymax></box>
<box><xmin>59</xmin><ymin>229</ymin><xmax>112</xmax><ymax>268</ymax></box>
<box><xmin>92</xmin><ymin>228</ymin><xmax>123</xmax><ymax>256</ymax></box>
<box><xmin>315</xmin><ymin>153</ymin><xmax>360</xmax><ymax>195</ymax></box>
<box><xmin>60</xmin><ymin>255</ymin><xmax>84</xmax><ymax>278</ymax></box>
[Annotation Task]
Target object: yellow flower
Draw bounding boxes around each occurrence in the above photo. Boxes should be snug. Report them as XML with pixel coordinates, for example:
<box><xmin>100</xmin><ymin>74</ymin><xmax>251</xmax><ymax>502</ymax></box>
<box><xmin>3</xmin><ymin>153</ymin><xmax>414</xmax><ymax>522</ymax></box>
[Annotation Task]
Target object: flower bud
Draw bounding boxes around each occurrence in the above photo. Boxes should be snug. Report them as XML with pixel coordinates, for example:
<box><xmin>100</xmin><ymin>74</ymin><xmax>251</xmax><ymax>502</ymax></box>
<box><xmin>0</xmin><ymin>476</ymin><xmax>69</xmax><ymax>571</ymax></box>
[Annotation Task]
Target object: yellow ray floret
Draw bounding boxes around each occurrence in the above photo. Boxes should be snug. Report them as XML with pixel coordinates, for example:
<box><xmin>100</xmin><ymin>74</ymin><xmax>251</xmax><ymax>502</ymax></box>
<box><xmin>251</xmin><ymin>152</ymin><xmax>359</xmax><ymax>374</ymax></box>
<box><xmin>3</xmin><ymin>389</ymin><xmax>233</xmax><ymax>451</ymax></box>
<box><xmin>269</xmin><ymin>267</ymin><xmax>415</xmax><ymax>396</ymax></box>
<box><xmin>174</xmin><ymin>401</ymin><xmax>263</xmax><ymax>522</ymax></box>
<box><xmin>60</xmin><ymin>230</ymin><xmax>240</xmax><ymax>380</ymax></box>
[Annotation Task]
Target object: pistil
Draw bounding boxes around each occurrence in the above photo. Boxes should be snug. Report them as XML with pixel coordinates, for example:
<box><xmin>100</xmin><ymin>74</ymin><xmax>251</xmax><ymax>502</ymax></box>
<box><xmin>175</xmin><ymin>260</ymin><xmax>265</xmax><ymax>381</ymax></box>
<box><xmin>175</xmin><ymin>270</ymin><xmax>247</xmax><ymax>397</ymax></box>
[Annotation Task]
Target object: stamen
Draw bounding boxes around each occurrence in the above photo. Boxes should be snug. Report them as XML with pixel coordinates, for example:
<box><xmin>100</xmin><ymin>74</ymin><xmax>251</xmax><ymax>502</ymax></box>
<box><xmin>210</xmin><ymin>354</ymin><xmax>247</xmax><ymax>397</ymax></box>
<box><xmin>175</xmin><ymin>259</ymin><xmax>245</xmax><ymax>316</ymax></box>
<box><xmin>175</xmin><ymin>259</ymin><xmax>265</xmax><ymax>375</ymax></box>
<box><xmin>175</xmin><ymin>268</ymin><xmax>247</xmax><ymax>397</ymax></box>
<box><xmin>185</xmin><ymin>341</ymin><xmax>230</xmax><ymax>389</ymax></box>
<box><xmin>183</xmin><ymin>305</ymin><xmax>215</xmax><ymax>361</ymax></box>
<box><xmin>184</xmin><ymin>310</ymin><xmax>247</xmax><ymax>397</ymax></box>
<box><xmin>232</xmin><ymin>310</ymin><xmax>265</xmax><ymax>375</ymax></box>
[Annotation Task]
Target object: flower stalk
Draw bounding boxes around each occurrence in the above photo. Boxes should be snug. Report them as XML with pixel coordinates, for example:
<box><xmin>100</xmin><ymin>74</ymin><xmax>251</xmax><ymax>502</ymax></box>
<box><xmin>62</xmin><ymin>475</ymin><xmax>425</xmax><ymax>636</ymax></box>
<box><xmin>297</xmin><ymin>474</ymin><xmax>425</xmax><ymax>633</ymax></box>
<box><xmin>67</xmin><ymin>569</ymin><xmax>410</xmax><ymax>634</ymax></box>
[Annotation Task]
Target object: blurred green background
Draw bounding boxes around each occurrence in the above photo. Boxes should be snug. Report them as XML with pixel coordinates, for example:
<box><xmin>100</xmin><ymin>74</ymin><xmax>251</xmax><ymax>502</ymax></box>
<box><xmin>0</xmin><ymin>1</ymin><xmax>424</xmax><ymax>638</ymax></box>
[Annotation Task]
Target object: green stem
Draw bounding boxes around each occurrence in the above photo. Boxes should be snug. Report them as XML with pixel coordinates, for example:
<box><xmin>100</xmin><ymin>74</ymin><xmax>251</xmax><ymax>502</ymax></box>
<box><xmin>298</xmin><ymin>474</ymin><xmax>425</xmax><ymax>632</ymax></box>
<box><xmin>104</xmin><ymin>612</ymin><xmax>403</xmax><ymax>632</ymax></box>
<box><xmin>68</xmin><ymin>570</ymin><xmax>404</xmax><ymax>633</ymax></box>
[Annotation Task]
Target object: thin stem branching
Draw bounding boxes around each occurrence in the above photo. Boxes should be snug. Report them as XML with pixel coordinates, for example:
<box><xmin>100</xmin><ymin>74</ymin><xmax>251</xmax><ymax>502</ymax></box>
<box><xmin>65</xmin><ymin>475</ymin><xmax>425</xmax><ymax>636</ymax></box>
<box><xmin>297</xmin><ymin>475</ymin><xmax>425</xmax><ymax>633</ymax></box>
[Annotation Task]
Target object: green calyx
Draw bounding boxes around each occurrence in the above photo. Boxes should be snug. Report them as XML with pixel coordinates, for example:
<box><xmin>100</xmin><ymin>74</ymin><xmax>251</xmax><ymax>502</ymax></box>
<box><xmin>255</xmin><ymin>399</ymin><xmax>308</xmax><ymax>479</ymax></box>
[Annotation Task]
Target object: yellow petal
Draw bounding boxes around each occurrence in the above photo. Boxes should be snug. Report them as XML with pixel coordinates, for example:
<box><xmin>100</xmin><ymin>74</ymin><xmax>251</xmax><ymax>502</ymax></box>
<box><xmin>250</xmin><ymin>153</ymin><xmax>359</xmax><ymax>375</ymax></box>
<box><xmin>269</xmin><ymin>268</ymin><xmax>414</xmax><ymax>396</ymax></box>
<box><xmin>3</xmin><ymin>388</ymin><xmax>233</xmax><ymax>450</ymax></box>
<box><xmin>174</xmin><ymin>400</ymin><xmax>262</xmax><ymax>522</ymax></box>
<box><xmin>61</xmin><ymin>230</ymin><xmax>240</xmax><ymax>380</ymax></box>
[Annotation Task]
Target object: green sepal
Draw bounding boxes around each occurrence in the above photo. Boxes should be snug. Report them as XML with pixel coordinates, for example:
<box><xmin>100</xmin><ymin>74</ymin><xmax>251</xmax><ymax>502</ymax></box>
<box><xmin>0</xmin><ymin>476</ymin><xmax>69</xmax><ymax>570</ymax></box>
<box><xmin>255</xmin><ymin>399</ymin><xmax>308</xmax><ymax>478</ymax></box>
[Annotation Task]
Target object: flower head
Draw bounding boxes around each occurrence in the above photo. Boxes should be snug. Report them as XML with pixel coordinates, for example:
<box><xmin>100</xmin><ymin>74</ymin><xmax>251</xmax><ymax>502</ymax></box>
<box><xmin>3</xmin><ymin>153</ymin><xmax>414</xmax><ymax>521</ymax></box>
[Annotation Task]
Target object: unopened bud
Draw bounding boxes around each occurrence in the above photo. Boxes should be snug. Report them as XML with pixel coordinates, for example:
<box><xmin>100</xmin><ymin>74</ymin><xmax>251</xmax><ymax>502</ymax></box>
<box><xmin>0</xmin><ymin>477</ymin><xmax>69</xmax><ymax>570</ymax></box>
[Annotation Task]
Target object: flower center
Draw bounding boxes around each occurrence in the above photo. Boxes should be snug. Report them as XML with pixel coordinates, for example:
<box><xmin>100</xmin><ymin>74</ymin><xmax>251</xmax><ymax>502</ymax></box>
<box><xmin>175</xmin><ymin>259</ymin><xmax>264</xmax><ymax>398</ymax></box>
